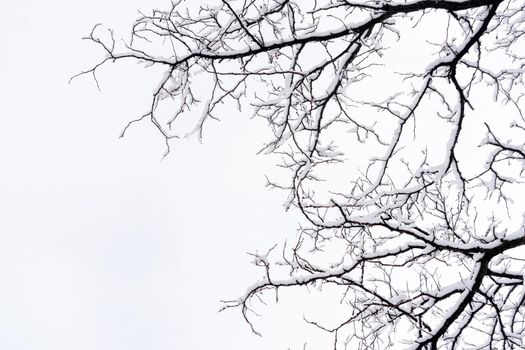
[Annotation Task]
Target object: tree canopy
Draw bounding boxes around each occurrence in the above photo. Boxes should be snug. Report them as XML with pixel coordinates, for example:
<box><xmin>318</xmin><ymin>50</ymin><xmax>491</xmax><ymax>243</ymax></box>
<box><xmin>81</xmin><ymin>0</ymin><xmax>525</xmax><ymax>348</ymax></box>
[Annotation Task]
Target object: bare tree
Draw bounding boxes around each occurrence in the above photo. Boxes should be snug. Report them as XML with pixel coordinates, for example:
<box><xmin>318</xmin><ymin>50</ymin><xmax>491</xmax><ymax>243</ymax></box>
<box><xmin>79</xmin><ymin>0</ymin><xmax>525</xmax><ymax>348</ymax></box>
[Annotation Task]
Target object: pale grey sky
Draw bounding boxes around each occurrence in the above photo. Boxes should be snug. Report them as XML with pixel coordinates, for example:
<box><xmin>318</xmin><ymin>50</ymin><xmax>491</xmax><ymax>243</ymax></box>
<box><xmin>0</xmin><ymin>1</ymin><xmax>324</xmax><ymax>349</ymax></box>
<box><xmin>5</xmin><ymin>1</ymin><xmax>525</xmax><ymax>349</ymax></box>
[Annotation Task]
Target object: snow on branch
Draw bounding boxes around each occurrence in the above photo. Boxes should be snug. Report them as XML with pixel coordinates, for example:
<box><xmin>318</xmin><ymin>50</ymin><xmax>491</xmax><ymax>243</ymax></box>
<box><xmin>81</xmin><ymin>0</ymin><xmax>525</xmax><ymax>348</ymax></box>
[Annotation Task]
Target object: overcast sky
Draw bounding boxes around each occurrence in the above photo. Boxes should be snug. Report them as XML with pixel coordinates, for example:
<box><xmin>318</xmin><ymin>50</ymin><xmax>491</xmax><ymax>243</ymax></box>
<box><xmin>0</xmin><ymin>1</ymin><xmax>327</xmax><ymax>349</ymax></box>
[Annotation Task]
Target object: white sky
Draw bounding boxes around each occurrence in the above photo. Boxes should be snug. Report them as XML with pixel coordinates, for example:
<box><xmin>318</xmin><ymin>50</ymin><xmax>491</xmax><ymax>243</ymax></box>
<box><xmin>0</xmin><ymin>1</ymin><xmax>325</xmax><ymax>349</ymax></box>
<box><xmin>6</xmin><ymin>1</ymin><xmax>524</xmax><ymax>349</ymax></box>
